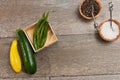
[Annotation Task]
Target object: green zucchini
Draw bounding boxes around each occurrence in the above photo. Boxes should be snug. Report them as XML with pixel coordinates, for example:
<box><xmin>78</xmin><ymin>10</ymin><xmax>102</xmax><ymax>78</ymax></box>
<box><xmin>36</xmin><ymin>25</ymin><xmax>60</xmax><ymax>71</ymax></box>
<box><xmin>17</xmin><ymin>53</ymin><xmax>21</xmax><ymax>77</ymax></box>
<box><xmin>16</xmin><ymin>29</ymin><xmax>37</xmax><ymax>74</ymax></box>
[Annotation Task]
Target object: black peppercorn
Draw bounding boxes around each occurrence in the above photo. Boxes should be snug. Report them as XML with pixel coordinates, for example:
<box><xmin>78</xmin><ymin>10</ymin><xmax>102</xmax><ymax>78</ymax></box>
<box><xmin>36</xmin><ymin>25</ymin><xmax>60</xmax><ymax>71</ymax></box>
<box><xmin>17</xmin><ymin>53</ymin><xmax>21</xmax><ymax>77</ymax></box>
<box><xmin>81</xmin><ymin>0</ymin><xmax>100</xmax><ymax>17</ymax></box>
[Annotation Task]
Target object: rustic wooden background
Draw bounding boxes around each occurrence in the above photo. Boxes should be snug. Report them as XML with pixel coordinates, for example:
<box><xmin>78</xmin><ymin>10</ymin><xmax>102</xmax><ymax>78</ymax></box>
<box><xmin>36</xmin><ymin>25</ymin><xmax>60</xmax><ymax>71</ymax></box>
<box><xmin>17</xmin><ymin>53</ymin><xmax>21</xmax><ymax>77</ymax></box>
<box><xmin>1</xmin><ymin>0</ymin><xmax>120</xmax><ymax>80</ymax></box>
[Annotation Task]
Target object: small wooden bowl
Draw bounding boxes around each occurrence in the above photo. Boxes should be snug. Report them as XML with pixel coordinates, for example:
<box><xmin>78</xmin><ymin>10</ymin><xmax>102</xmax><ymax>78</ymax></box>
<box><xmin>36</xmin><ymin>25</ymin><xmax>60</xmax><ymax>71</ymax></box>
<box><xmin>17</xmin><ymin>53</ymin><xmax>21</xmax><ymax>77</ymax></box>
<box><xmin>79</xmin><ymin>0</ymin><xmax>102</xmax><ymax>20</ymax></box>
<box><xmin>24</xmin><ymin>22</ymin><xmax>58</xmax><ymax>53</ymax></box>
<box><xmin>97</xmin><ymin>19</ymin><xmax>120</xmax><ymax>42</ymax></box>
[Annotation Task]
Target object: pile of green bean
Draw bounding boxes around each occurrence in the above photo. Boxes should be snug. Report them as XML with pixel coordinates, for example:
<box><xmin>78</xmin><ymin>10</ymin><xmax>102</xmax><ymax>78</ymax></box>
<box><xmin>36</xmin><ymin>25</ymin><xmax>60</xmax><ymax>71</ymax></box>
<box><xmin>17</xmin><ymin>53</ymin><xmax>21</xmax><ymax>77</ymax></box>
<box><xmin>33</xmin><ymin>12</ymin><xmax>49</xmax><ymax>50</ymax></box>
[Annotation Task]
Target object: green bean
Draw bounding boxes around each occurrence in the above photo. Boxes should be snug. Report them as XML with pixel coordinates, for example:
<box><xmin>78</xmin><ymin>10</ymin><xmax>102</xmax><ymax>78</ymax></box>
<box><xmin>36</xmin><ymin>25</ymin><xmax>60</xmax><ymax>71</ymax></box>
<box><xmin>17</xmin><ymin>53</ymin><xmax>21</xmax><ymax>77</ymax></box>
<box><xmin>33</xmin><ymin>12</ymin><xmax>49</xmax><ymax>50</ymax></box>
<box><xmin>37</xmin><ymin>21</ymin><xmax>46</xmax><ymax>48</ymax></box>
<box><xmin>41</xmin><ymin>22</ymin><xmax>49</xmax><ymax>47</ymax></box>
<box><xmin>33</xmin><ymin>19</ymin><xmax>44</xmax><ymax>49</ymax></box>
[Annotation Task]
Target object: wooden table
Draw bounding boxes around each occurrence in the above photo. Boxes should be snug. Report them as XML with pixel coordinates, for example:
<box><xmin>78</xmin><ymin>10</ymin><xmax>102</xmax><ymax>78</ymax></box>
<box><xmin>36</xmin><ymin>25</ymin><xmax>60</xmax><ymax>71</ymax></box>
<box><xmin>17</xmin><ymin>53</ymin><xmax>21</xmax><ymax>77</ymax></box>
<box><xmin>1</xmin><ymin>0</ymin><xmax>120</xmax><ymax>79</ymax></box>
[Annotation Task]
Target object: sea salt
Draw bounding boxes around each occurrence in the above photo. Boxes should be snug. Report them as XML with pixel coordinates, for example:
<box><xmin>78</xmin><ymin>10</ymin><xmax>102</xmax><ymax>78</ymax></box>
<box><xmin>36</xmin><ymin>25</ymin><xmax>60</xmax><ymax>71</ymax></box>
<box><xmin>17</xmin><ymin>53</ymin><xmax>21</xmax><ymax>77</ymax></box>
<box><xmin>101</xmin><ymin>21</ymin><xmax>119</xmax><ymax>40</ymax></box>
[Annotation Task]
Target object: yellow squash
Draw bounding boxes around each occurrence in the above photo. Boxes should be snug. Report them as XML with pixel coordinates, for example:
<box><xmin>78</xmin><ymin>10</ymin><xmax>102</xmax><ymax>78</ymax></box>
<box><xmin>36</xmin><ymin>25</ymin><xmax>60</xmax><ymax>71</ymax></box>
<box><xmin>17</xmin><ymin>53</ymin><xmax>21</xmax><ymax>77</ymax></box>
<box><xmin>10</xmin><ymin>39</ymin><xmax>22</xmax><ymax>73</ymax></box>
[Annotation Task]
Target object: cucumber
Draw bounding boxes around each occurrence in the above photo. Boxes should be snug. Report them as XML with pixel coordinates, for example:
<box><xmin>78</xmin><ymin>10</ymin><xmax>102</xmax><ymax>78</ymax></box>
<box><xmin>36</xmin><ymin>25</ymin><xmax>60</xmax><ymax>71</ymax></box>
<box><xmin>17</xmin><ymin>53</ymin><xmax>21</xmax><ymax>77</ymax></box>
<box><xmin>16</xmin><ymin>29</ymin><xmax>37</xmax><ymax>74</ymax></box>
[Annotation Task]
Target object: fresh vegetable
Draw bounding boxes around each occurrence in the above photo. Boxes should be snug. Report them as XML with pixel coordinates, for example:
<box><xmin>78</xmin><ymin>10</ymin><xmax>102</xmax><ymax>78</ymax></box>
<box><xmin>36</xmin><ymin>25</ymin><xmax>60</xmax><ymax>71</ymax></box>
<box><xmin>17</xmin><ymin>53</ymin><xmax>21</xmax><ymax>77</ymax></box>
<box><xmin>10</xmin><ymin>39</ymin><xmax>22</xmax><ymax>73</ymax></box>
<box><xmin>16</xmin><ymin>29</ymin><xmax>37</xmax><ymax>74</ymax></box>
<box><xmin>33</xmin><ymin>12</ymin><xmax>49</xmax><ymax>50</ymax></box>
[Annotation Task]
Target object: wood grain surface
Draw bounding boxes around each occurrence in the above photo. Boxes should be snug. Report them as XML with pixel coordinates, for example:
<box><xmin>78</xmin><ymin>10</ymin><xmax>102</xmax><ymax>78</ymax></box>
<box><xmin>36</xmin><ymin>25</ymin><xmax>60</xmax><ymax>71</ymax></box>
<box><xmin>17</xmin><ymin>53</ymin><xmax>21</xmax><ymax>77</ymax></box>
<box><xmin>51</xmin><ymin>75</ymin><xmax>120</xmax><ymax>80</ymax></box>
<box><xmin>1</xmin><ymin>0</ymin><xmax>120</xmax><ymax>80</ymax></box>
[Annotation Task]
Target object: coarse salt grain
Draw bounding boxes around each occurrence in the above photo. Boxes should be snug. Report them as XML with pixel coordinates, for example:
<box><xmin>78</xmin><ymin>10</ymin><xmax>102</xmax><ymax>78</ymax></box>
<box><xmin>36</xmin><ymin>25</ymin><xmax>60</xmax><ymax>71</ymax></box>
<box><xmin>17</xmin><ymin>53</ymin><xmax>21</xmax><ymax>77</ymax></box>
<box><xmin>101</xmin><ymin>21</ymin><xmax>119</xmax><ymax>40</ymax></box>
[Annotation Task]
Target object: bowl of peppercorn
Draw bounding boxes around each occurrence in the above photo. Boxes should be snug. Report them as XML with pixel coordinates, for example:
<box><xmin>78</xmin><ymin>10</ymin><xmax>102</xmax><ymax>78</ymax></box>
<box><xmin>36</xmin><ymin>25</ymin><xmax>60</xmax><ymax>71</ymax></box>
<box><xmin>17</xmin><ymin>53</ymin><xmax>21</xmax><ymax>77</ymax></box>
<box><xmin>79</xmin><ymin>0</ymin><xmax>102</xmax><ymax>20</ymax></box>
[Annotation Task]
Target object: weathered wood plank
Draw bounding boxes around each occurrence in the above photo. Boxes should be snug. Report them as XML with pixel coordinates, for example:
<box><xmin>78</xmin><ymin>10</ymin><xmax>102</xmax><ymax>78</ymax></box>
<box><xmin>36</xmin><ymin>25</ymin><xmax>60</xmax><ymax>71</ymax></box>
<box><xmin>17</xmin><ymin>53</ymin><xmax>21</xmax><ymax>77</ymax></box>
<box><xmin>51</xmin><ymin>75</ymin><xmax>120</xmax><ymax>80</ymax></box>
<box><xmin>0</xmin><ymin>77</ymin><xmax>49</xmax><ymax>80</ymax></box>
<box><xmin>1</xmin><ymin>34</ymin><xmax>120</xmax><ymax>78</ymax></box>
<box><xmin>48</xmin><ymin>34</ymin><xmax>120</xmax><ymax>76</ymax></box>
<box><xmin>0</xmin><ymin>0</ymin><xmax>120</xmax><ymax>37</ymax></box>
